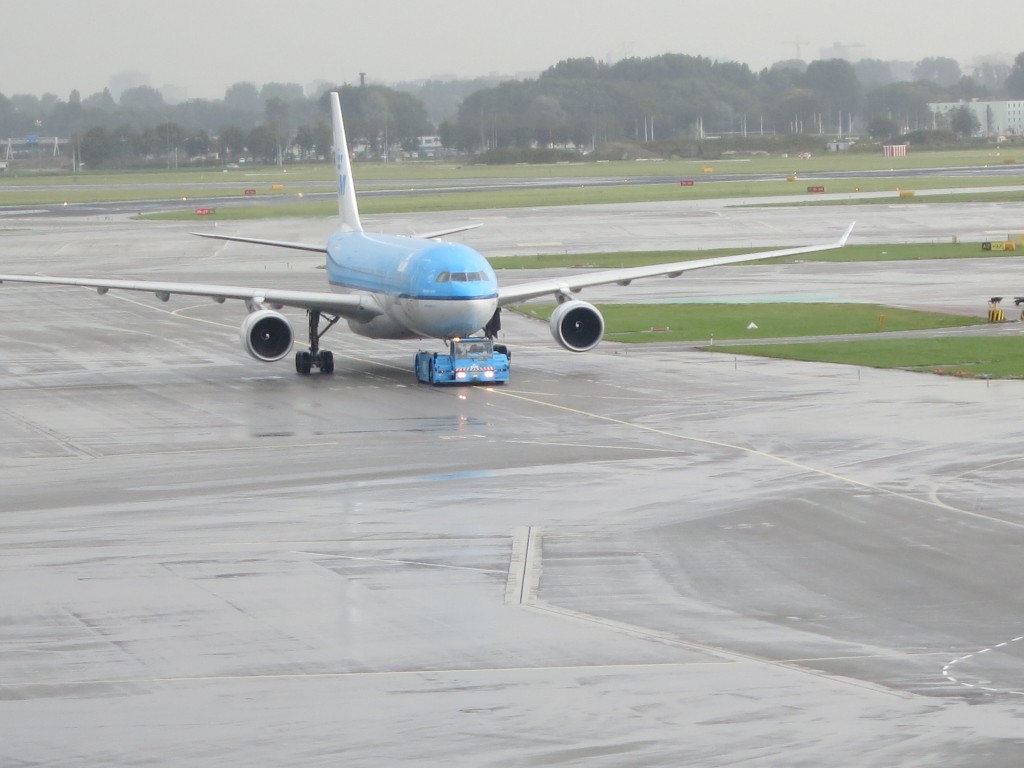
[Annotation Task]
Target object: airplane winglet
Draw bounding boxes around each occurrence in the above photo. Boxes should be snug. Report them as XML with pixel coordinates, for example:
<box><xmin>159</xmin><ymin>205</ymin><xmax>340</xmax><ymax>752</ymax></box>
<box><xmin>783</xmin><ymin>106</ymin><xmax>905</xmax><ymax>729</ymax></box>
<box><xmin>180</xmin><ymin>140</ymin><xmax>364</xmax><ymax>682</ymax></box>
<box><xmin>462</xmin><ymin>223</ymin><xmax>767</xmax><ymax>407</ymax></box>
<box><xmin>839</xmin><ymin>222</ymin><xmax>856</xmax><ymax>246</ymax></box>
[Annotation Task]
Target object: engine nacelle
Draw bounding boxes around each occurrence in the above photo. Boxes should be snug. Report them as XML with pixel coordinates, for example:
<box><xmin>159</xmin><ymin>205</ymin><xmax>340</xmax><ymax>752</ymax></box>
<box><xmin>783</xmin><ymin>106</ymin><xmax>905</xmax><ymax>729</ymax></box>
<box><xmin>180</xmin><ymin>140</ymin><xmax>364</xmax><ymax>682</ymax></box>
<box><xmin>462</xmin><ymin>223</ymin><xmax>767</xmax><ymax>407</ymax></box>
<box><xmin>240</xmin><ymin>309</ymin><xmax>294</xmax><ymax>362</ymax></box>
<box><xmin>549</xmin><ymin>300</ymin><xmax>604</xmax><ymax>352</ymax></box>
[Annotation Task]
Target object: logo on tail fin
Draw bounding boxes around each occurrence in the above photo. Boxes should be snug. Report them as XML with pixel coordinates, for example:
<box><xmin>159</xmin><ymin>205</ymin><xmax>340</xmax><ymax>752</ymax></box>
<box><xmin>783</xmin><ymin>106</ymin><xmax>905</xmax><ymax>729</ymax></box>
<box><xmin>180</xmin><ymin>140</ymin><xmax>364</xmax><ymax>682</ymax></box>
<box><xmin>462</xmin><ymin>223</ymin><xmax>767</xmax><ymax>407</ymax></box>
<box><xmin>336</xmin><ymin>154</ymin><xmax>347</xmax><ymax>195</ymax></box>
<box><xmin>331</xmin><ymin>92</ymin><xmax>364</xmax><ymax>233</ymax></box>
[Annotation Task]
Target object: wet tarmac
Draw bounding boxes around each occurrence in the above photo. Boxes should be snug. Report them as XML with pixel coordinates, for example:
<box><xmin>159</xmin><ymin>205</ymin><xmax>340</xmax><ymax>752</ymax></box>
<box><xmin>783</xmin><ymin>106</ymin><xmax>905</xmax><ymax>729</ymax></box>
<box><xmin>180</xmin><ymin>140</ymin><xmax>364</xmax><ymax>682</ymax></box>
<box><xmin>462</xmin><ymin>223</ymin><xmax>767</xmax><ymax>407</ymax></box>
<box><xmin>2</xmin><ymin>205</ymin><xmax>1024</xmax><ymax>765</ymax></box>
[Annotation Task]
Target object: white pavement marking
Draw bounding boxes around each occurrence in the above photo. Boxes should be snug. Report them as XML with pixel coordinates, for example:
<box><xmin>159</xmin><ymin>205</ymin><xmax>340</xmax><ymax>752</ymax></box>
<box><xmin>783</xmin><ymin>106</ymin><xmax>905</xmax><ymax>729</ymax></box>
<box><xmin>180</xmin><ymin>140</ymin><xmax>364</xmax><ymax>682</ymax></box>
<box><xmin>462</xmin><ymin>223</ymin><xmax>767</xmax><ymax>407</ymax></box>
<box><xmin>943</xmin><ymin>635</ymin><xmax>1024</xmax><ymax>695</ymax></box>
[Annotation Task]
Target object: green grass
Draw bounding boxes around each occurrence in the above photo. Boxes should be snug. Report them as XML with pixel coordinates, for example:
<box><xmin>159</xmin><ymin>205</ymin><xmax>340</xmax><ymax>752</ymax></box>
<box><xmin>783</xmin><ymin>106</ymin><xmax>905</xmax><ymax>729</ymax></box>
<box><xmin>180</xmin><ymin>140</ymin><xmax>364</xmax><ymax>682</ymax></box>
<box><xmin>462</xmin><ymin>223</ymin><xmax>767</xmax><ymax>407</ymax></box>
<box><xmin>521</xmin><ymin>301</ymin><xmax>1024</xmax><ymax>378</ymax></box>
<box><xmin>350</xmin><ymin>149</ymin><xmax>1021</xmax><ymax>179</ymax></box>
<box><xmin>5</xmin><ymin>148</ymin><xmax>1014</xmax><ymax>184</ymax></box>
<box><xmin>764</xmin><ymin>188</ymin><xmax>1024</xmax><ymax>207</ymax></box>
<box><xmin>518</xmin><ymin>302</ymin><xmax>984</xmax><ymax>342</ymax></box>
<box><xmin>135</xmin><ymin>178</ymin><xmax>1024</xmax><ymax>221</ymax></box>
<box><xmin>709</xmin><ymin>336</ymin><xmax>1024</xmax><ymax>378</ymax></box>
<box><xmin>0</xmin><ymin>165</ymin><xmax>334</xmax><ymax>186</ymax></box>
<box><xmin>3</xmin><ymin>146</ymin><xmax>1021</xmax><ymax>215</ymax></box>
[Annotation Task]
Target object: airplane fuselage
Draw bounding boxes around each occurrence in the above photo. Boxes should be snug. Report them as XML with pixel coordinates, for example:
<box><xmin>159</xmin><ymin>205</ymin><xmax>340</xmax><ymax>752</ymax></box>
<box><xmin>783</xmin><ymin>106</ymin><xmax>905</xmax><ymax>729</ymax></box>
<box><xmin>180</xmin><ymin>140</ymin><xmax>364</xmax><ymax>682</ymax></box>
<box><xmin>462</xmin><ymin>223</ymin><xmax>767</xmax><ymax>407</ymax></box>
<box><xmin>326</xmin><ymin>231</ymin><xmax>498</xmax><ymax>340</ymax></box>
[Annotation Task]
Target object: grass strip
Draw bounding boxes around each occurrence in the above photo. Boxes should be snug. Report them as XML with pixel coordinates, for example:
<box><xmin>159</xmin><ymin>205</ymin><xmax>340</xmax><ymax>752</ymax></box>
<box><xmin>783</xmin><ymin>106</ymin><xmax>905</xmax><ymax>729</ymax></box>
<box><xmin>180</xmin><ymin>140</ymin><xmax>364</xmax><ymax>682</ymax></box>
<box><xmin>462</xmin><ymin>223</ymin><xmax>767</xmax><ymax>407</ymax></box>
<box><xmin>708</xmin><ymin>336</ymin><xmax>1024</xmax><ymax>378</ymax></box>
<box><xmin>517</xmin><ymin>302</ymin><xmax>984</xmax><ymax>342</ymax></box>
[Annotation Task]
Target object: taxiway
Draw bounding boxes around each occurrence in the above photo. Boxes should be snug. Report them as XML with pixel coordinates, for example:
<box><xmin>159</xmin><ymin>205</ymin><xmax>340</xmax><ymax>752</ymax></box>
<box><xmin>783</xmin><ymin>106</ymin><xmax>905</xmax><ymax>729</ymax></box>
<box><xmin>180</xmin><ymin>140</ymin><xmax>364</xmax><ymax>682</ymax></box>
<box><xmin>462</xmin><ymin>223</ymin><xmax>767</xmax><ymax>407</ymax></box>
<box><xmin>2</xmin><ymin>203</ymin><xmax>1024</xmax><ymax>765</ymax></box>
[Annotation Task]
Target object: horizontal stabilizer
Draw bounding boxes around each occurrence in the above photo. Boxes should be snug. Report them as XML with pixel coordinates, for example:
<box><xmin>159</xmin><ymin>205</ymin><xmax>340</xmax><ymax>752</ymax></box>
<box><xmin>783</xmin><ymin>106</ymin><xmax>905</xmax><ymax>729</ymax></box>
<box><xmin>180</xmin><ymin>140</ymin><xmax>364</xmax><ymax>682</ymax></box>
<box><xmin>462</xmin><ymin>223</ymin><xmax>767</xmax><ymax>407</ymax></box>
<box><xmin>417</xmin><ymin>223</ymin><xmax>482</xmax><ymax>240</ymax></box>
<box><xmin>191</xmin><ymin>232</ymin><xmax>327</xmax><ymax>253</ymax></box>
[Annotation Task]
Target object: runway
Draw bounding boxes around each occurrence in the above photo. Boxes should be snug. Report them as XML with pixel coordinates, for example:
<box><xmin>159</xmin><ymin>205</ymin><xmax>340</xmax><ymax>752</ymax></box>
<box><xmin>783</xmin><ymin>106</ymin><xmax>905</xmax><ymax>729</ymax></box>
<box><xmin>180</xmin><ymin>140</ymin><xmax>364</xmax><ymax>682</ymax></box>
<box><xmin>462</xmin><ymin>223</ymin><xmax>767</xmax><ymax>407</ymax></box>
<box><xmin>3</xmin><ymin>204</ymin><xmax>1024</xmax><ymax>765</ymax></box>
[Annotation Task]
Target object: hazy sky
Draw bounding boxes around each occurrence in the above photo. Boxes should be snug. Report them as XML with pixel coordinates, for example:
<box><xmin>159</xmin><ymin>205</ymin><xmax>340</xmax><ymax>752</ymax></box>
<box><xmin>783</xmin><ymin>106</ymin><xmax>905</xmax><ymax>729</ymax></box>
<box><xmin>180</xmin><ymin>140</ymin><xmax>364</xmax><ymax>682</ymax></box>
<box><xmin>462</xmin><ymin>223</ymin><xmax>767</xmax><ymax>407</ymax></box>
<box><xmin>3</xmin><ymin>0</ymin><xmax>1021</xmax><ymax>100</ymax></box>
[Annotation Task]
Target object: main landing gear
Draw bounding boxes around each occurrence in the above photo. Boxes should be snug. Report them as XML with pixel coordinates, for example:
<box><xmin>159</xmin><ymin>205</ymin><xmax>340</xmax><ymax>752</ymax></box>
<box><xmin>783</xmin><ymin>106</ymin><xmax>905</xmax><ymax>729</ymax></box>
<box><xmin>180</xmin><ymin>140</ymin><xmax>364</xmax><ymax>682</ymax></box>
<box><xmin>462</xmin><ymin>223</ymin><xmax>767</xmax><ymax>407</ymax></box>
<box><xmin>295</xmin><ymin>309</ymin><xmax>340</xmax><ymax>375</ymax></box>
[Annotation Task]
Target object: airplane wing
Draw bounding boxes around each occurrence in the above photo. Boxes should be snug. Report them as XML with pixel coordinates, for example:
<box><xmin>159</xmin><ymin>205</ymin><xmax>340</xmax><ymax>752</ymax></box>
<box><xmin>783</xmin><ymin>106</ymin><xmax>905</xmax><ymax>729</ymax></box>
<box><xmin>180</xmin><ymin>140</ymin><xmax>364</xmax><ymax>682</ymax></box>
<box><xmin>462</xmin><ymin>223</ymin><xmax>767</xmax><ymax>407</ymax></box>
<box><xmin>0</xmin><ymin>274</ymin><xmax>384</xmax><ymax>320</ymax></box>
<box><xmin>497</xmin><ymin>223</ymin><xmax>855</xmax><ymax>306</ymax></box>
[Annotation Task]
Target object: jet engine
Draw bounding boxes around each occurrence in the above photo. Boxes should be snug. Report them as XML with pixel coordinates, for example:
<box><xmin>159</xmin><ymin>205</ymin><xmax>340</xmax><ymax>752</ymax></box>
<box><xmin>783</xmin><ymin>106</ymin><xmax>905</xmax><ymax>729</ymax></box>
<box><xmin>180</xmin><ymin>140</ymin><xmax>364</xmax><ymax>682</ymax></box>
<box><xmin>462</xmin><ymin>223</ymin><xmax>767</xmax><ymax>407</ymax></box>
<box><xmin>240</xmin><ymin>309</ymin><xmax>294</xmax><ymax>362</ymax></box>
<box><xmin>549</xmin><ymin>300</ymin><xmax>604</xmax><ymax>352</ymax></box>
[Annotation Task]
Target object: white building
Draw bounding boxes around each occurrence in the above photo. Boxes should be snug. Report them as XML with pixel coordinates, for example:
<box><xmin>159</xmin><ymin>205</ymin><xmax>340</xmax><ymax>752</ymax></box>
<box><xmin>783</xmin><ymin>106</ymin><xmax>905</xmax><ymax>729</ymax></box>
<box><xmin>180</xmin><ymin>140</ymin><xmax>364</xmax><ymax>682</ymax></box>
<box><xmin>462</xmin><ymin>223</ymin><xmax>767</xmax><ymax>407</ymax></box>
<box><xmin>416</xmin><ymin>136</ymin><xmax>444</xmax><ymax>158</ymax></box>
<box><xmin>928</xmin><ymin>100</ymin><xmax>1024</xmax><ymax>138</ymax></box>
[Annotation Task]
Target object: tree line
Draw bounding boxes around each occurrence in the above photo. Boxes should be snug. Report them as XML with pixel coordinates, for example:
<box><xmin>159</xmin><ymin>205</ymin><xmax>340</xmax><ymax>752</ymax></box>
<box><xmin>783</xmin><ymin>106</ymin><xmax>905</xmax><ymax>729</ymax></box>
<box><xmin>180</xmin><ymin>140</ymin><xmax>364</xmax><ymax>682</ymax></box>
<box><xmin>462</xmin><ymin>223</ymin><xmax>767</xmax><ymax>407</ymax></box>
<box><xmin>3</xmin><ymin>51</ymin><xmax>1024</xmax><ymax>169</ymax></box>
<box><xmin>443</xmin><ymin>52</ymin><xmax>1024</xmax><ymax>152</ymax></box>
<box><xmin>0</xmin><ymin>82</ymin><xmax>429</xmax><ymax>168</ymax></box>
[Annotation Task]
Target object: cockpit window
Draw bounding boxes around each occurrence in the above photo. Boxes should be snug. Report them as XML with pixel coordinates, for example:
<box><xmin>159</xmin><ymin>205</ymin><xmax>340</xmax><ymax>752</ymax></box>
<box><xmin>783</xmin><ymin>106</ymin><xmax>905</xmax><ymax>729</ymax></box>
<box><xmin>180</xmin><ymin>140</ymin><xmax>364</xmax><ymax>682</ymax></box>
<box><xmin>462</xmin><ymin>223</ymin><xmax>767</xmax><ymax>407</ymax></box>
<box><xmin>437</xmin><ymin>271</ymin><xmax>487</xmax><ymax>283</ymax></box>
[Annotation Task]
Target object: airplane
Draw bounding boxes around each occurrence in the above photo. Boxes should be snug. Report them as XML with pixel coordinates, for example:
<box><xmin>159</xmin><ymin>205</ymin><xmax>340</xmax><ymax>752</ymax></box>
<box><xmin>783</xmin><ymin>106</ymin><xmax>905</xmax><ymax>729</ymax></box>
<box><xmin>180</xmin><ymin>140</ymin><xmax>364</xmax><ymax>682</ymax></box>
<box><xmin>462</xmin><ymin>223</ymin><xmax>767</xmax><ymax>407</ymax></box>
<box><xmin>0</xmin><ymin>92</ymin><xmax>854</xmax><ymax>378</ymax></box>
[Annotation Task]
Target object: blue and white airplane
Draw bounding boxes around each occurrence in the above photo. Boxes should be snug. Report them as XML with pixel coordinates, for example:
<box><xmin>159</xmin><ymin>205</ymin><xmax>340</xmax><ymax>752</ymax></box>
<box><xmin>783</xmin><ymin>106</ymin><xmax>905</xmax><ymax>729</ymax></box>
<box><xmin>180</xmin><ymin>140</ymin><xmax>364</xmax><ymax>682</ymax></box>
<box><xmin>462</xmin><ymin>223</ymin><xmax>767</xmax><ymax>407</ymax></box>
<box><xmin>0</xmin><ymin>93</ymin><xmax>854</xmax><ymax>377</ymax></box>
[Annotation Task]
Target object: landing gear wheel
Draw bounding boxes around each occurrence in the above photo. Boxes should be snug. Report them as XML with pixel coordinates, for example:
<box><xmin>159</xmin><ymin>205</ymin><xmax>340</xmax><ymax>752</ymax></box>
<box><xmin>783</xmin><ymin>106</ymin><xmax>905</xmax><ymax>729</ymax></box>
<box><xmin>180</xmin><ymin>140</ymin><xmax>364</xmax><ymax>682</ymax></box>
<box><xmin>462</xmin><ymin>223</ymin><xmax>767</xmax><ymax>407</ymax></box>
<box><xmin>318</xmin><ymin>350</ymin><xmax>334</xmax><ymax>374</ymax></box>
<box><xmin>297</xmin><ymin>309</ymin><xmax>340</xmax><ymax>377</ymax></box>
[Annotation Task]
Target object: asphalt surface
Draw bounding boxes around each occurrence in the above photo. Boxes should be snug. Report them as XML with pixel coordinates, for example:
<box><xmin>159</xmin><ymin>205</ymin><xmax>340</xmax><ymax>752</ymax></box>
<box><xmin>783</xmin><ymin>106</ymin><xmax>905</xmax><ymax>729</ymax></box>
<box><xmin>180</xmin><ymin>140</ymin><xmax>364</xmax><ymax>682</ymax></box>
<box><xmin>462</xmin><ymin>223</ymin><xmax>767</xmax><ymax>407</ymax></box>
<box><xmin>2</xmin><ymin>203</ymin><xmax>1024</xmax><ymax>766</ymax></box>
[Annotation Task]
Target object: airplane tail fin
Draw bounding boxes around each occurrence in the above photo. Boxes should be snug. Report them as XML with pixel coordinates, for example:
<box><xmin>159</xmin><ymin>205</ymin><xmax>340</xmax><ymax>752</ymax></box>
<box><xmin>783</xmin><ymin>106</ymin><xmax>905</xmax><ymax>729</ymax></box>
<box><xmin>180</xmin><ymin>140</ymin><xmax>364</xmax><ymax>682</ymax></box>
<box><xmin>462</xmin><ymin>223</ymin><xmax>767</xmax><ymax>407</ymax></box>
<box><xmin>331</xmin><ymin>92</ymin><xmax>363</xmax><ymax>233</ymax></box>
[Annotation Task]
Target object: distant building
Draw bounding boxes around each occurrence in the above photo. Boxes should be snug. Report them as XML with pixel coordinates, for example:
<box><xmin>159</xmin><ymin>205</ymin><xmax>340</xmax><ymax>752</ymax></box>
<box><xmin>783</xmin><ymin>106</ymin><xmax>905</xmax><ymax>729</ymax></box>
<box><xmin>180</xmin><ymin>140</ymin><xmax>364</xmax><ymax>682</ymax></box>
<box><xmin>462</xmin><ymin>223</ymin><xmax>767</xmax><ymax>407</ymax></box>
<box><xmin>415</xmin><ymin>136</ymin><xmax>444</xmax><ymax>158</ymax></box>
<box><xmin>928</xmin><ymin>100</ymin><xmax>1024</xmax><ymax>138</ymax></box>
<box><xmin>109</xmin><ymin>71</ymin><xmax>151</xmax><ymax>101</ymax></box>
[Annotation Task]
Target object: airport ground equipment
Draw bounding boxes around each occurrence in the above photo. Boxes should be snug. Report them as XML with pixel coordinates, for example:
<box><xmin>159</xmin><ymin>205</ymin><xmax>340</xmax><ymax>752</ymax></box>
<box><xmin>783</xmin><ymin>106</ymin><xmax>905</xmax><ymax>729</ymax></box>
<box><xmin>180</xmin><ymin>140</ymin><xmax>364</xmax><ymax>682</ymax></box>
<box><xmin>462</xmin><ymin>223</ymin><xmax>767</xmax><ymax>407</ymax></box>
<box><xmin>988</xmin><ymin>297</ymin><xmax>1006</xmax><ymax>322</ymax></box>
<box><xmin>415</xmin><ymin>337</ymin><xmax>510</xmax><ymax>385</ymax></box>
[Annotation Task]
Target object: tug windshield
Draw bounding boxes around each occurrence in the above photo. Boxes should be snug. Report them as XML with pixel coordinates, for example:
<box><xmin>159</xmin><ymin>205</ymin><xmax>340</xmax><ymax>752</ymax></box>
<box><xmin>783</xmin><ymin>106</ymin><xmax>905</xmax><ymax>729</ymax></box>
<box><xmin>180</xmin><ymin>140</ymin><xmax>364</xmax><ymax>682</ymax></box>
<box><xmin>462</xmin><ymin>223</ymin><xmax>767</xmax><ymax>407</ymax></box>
<box><xmin>452</xmin><ymin>339</ymin><xmax>492</xmax><ymax>360</ymax></box>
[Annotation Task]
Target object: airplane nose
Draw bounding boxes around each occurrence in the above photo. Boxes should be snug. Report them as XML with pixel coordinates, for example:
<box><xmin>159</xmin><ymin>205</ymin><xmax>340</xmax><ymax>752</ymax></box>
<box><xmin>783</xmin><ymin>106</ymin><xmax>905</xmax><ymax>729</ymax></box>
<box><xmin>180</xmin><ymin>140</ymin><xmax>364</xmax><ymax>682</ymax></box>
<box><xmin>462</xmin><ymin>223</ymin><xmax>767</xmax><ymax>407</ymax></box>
<box><xmin>411</xmin><ymin>297</ymin><xmax>497</xmax><ymax>338</ymax></box>
<box><xmin>461</xmin><ymin>297</ymin><xmax>498</xmax><ymax>333</ymax></box>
